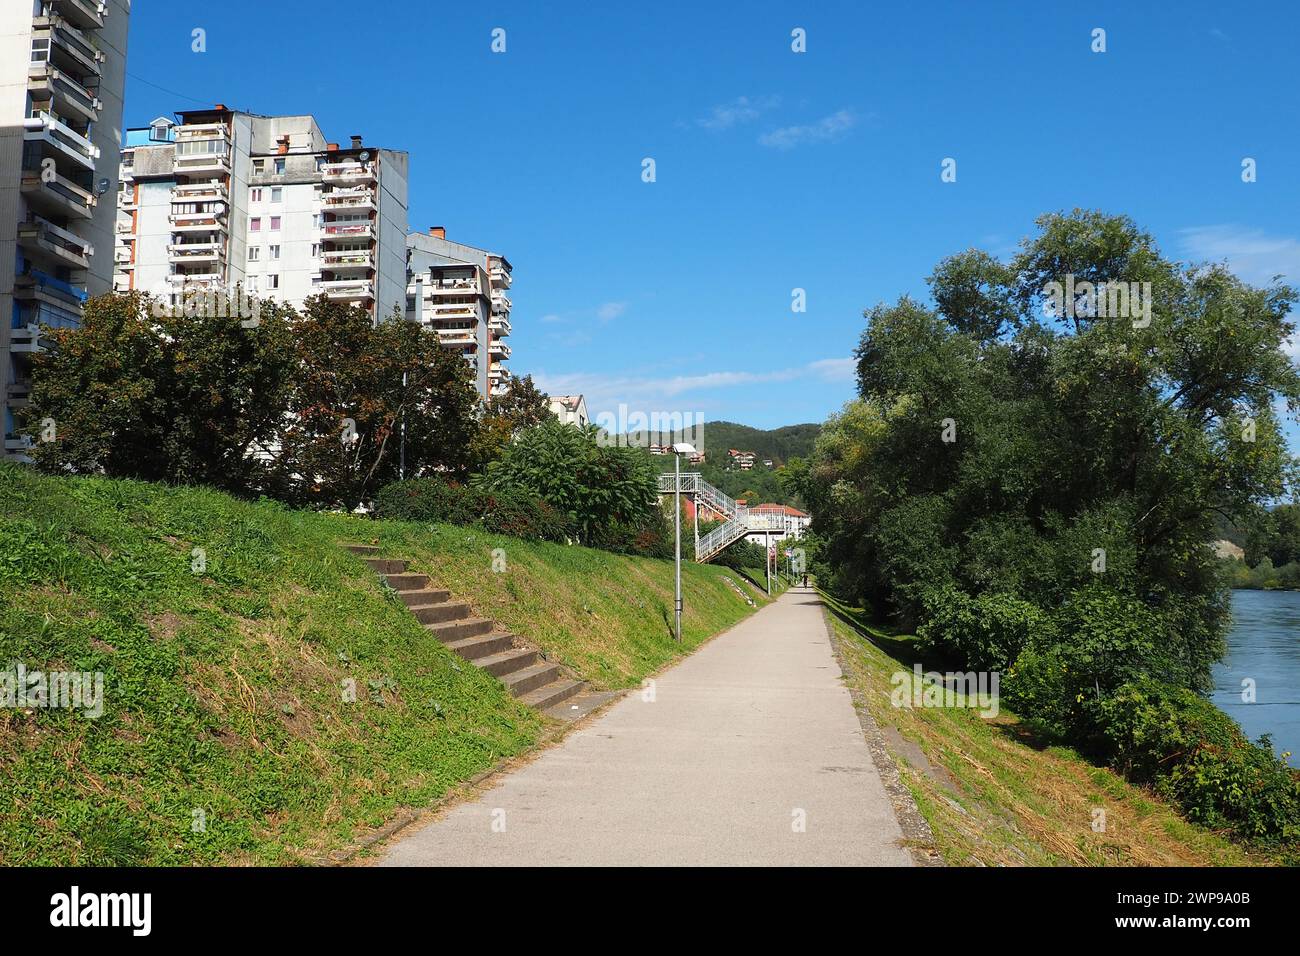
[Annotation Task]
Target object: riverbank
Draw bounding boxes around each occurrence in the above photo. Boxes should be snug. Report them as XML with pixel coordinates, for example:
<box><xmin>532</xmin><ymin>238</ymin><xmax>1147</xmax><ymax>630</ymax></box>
<box><xmin>822</xmin><ymin>593</ymin><xmax>1286</xmax><ymax>866</ymax></box>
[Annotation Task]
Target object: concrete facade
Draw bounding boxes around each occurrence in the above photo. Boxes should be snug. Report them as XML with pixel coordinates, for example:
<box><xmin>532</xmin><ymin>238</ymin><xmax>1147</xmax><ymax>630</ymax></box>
<box><xmin>1</xmin><ymin>0</ymin><xmax>131</xmax><ymax>458</ymax></box>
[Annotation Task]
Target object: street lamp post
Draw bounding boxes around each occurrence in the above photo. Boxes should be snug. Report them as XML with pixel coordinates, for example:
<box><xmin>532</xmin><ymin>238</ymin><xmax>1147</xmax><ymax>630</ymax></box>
<box><xmin>671</xmin><ymin>442</ymin><xmax>697</xmax><ymax>643</ymax></box>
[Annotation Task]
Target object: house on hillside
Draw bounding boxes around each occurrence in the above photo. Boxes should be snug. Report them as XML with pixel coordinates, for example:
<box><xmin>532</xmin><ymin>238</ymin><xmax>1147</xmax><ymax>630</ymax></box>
<box><xmin>728</xmin><ymin>449</ymin><xmax>756</xmax><ymax>471</ymax></box>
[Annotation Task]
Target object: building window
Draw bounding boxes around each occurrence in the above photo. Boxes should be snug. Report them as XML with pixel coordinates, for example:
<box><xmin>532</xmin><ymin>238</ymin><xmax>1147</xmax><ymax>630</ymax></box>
<box><xmin>247</xmin><ymin>276</ymin><xmax>259</xmax><ymax>293</ymax></box>
<box><xmin>274</xmin><ymin>158</ymin><xmax>286</xmax><ymax>175</ymax></box>
<box><xmin>311</xmin><ymin>275</ymin><xmax>322</xmax><ymax>287</ymax></box>
<box><xmin>271</xmin><ymin>187</ymin><xmax>283</xmax><ymax>203</ymax></box>
<box><xmin>310</xmin><ymin>243</ymin><xmax>320</xmax><ymax>258</ymax></box>
<box><xmin>248</xmin><ymin>246</ymin><xmax>260</xmax><ymax>261</ymax></box>
<box><xmin>267</xmin><ymin>275</ymin><xmax>280</xmax><ymax>290</ymax></box>
<box><xmin>269</xmin><ymin>245</ymin><xmax>281</xmax><ymax>260</ymax></box>
<box><xmin>312</xmin><ymin>214</ymin><xmax>321</xmax><ymax>229</ymax></box>
<box><xmin>250</xmin><ymin>188</ymin><xmax>263</xmax><ymax>203</ymax></box>
<box><xmin>270</xmin><ymin>216</ymin><xmax>281</xmax><ymax>231</ymax></box>
<box><xmin>250</xmin><ymin>217</ymin><xmax>262</xmax><ymax>232</ymax></box>
<box><xmin>253</xmin><ymin>159</ymin><xmax>265</xmax><ymax>173</ymax></box>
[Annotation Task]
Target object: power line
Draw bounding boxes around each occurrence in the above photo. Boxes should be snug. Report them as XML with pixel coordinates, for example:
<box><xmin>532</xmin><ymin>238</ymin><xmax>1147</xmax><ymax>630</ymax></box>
<box><xmin>126</xmin><ymin>71</ymin><xmax>213</xmax><ymax>108</ymax></box>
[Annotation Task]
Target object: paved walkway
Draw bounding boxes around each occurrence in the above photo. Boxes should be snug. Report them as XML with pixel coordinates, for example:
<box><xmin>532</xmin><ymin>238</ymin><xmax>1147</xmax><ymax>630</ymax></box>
<box><xmin>379</xmin><ymin>587</ymin><xmax>912</xmax><ymax>866</ymax></box>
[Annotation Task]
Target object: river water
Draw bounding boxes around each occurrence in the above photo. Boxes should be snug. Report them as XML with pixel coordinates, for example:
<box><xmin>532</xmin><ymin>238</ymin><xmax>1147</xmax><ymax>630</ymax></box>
<box><xmin>1212</xmin><ymin>589</ymin><xmax>1300</xmax><ymax>767</ymax></box>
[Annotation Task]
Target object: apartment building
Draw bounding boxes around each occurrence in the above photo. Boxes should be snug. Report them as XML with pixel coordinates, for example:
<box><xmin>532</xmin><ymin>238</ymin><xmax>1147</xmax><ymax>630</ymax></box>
<box><xmin>115</xmin><ymin>106</ymin><xmax>409</xmax><ymax>322</ymax></box>
<box><xmin>407</xmin><ymin>227</ymin><xmax>513</xmax><ymax>398</ymax></box>
<box><xmin>1</xmin><ymin>0</ymin><xmax>131</xmax><ymax>459</ymax></box>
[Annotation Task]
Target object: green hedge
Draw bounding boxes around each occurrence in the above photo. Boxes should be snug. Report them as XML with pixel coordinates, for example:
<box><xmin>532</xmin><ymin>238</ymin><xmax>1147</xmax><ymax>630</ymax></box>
<box><xmin>373</xmin><ymin>478</ymin><xmax>567</xmax><ymax>542</ymax></box>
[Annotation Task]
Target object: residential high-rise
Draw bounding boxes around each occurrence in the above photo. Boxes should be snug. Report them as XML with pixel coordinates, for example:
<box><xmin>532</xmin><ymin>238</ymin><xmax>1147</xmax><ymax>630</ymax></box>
<box><xmin>406</xmin><ymin>227</ymin><xmax>513</xmax><ymax>398</ymax></box>
<box><xmin>1</xmin><ymin>0</ymin><xmax>131</xmax><ymax>459</ymax></box>
<box><xmin>114</xmin><ymin>106</ymin><xmax>409</xmax><ymax>321</ymax></box>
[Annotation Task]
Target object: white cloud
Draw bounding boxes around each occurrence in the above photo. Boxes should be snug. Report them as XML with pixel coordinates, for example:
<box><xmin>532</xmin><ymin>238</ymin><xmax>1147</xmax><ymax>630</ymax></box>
<box><xmin>1177</xmin><ymin>225</ymin><xmax>1300</xmax><ymax>286</ymax></box>
<box><xmin>759</xmin><ymin>109</ymin><xmax>857</xmax><ymax>149</ymax></box>
<box><xmin>534</xmin><ymin>358</ymin><xmax>855</xmax><ymax>417</ymax></box>
<box><xmin>595</xmin><ymin>301</ymin><xmax>628</xmax><ymax>322</ymax></box>
<box><xmin>539</xmin><ymin>313</ymin><xmax>565</xmax><ymax>324</ymax></box>
<box><xmin>696</xmin><ymin>95</ymin><xmax>781</xmax><ymax>131</ymax></box>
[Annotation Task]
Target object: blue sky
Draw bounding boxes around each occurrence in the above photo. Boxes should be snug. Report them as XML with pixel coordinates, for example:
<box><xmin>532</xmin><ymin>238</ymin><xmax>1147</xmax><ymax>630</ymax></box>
<box><xmin>121</xmin><ymin>0</ymin><xmax>1300</xmax><ymax>431</ymax></box>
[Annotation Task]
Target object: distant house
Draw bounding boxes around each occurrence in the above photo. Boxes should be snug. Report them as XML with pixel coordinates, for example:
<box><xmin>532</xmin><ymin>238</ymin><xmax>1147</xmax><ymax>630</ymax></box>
<box><xmin>688</xmin><ymin>450</ymin><xmax>706</xmax><ymax>465</ymax></box>
<box><xmin>761</xmin><ymin>458</ymin><xmax>774</xmax><ymax>468</ymax></box>
<box><xmin>744</xmin><ymin>504</ymin><xmax>811</xmax><ymax>545</ymax></box>
<box><xmin>548</xmin><ymin>394</ymin><xmax>589</xmax><ymax>428</ymax></box>
<box><xmin>728</xmin><ymin>449</ymin><xmax>756</xmax><ymax>471</ymax></box>
<box><xmin>648</xmin><ymin>444</ymin><xmax>670</xmax><ymax>456</ymax></box>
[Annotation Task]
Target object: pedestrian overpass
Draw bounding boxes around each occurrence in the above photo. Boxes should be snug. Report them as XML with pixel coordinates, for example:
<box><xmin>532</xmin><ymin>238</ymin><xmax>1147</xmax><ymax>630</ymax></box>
<box><xmin>656</xmin><ymin>472</ymin><xmax>786</xmax><ymax>562</ymax></box>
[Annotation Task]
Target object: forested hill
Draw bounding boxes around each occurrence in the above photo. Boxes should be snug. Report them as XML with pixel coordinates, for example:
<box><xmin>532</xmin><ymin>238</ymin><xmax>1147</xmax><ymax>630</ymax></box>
<box><xmin>626</xmin><ymin>421</ymin><xmax>821</xmax><ymax>466</ymax></box>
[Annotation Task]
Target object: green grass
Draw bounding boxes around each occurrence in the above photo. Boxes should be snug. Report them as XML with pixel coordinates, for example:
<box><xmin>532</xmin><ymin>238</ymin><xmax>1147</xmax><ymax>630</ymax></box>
<box><xmin>0</xmin><ymin>464</ymin><xmax>766</xmax><ymax>864</ymax></box>
<box><xmin>820</xmin><ymin>592</ymin><xmax>1277</xmax><ymax>867</ymax></box>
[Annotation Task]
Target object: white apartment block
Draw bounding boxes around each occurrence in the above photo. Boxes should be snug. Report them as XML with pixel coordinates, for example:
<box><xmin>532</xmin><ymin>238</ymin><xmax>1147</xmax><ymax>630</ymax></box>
<box><xmin>1</xmin><ymin>0</ymin><xmax>131</xmax><ymax>459</ymax></box>
<box><xmin>114</xmin><ymin>105</ymin><xmax>409</xmax><ymax>322</ymax></box>
<box><xmin>407</xmin><ymin>227</ymin><xmax>513</xmax><ymax>398</ymax></box>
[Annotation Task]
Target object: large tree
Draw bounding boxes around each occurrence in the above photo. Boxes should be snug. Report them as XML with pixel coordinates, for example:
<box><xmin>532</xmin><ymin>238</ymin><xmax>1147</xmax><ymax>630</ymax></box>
<box><xmin>800</xmin><ymin>210</ymin><xmax>1300</xmax><ymax>693</ymax></box>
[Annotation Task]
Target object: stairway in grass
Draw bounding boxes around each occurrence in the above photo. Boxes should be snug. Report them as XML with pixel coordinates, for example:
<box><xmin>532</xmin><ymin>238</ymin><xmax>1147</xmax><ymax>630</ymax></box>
<box><xmin>344</xmin><ymin>544</ymin><xmax>589</xmax><ymax>715</ymax></box>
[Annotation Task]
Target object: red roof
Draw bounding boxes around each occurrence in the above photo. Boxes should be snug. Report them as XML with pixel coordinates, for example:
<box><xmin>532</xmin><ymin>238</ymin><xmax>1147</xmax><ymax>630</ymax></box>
<box><xmin>748</xmin><ymin>503</ymin><xmax>809</xmax><ymax>517</ymax></box>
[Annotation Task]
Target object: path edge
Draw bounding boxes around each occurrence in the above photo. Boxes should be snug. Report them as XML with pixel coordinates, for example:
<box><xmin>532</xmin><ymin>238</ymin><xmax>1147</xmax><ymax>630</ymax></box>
<box><xmin>818</xmin><ymin>598</ymin><xmax>944</xmax><ymax>867</ymax></box>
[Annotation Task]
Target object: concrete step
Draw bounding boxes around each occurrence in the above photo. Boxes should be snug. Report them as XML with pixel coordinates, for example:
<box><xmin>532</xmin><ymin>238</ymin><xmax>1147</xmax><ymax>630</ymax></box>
<box><xmin>365</xmin><ymin>557</ymin><xmax>408</xmax><ymax>574</ymax></box>
<box><xmin>446</xmin><ymin>632</ymin><xmax>515</xmax><ymax>661</ymax></box>
<box><xmin>382</xmin><ymin>572</ymin><xmax>429</xmax><ymax>592</ymax></box>
<box><xmin>427</xmin><ymin>617</ymin><xmax>494</xmax><ymax>643</ymax></box>
<box><xmin>343</xmin><ymin>543</ymin><xmax>379</xmax><ymax>555</ymax></box>
<box><xmin>476</xmin><ymin>647</ymin><xmax>538</xmax><ymax>678</ymax></box>
<box><xmin>410</xmin><ymin>602</ymin><xmax>470</xmax><ymax>625</ymax></box>
<box><xmin>518</xmin><ymin>678</ymin><xmax>584</xmax><ymax>711</ymax></box>
<box><xmin>400</xmin><ymin>588</ymin><xmax>450</xmax><ymax>608</ymax></box>
<box><xmin>502</xmin><ymin>661</ymin><xmax>563</xmax><ymax>697</ymax></box>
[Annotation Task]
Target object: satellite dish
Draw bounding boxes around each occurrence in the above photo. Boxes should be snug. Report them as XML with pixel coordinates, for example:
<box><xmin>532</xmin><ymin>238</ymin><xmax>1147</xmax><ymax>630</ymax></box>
<box><xmin>97</xmin><ymin>178</ymin><xmax>111</xmax><ymax>195</ymax></box>
<box><xmin>358</xmin><ymin>150</ymin><xmax>371</xmax><ymax>162</ymax></box>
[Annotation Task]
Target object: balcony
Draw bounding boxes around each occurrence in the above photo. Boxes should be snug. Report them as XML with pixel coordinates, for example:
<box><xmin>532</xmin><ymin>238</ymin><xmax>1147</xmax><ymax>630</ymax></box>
<box><xmin>168</xmin><ymin>211</ymin><xmax>227</xmax><ymax>234</ymax></box>
<box><xmin>321</xmin><ymin>279</ymin><xmax>375</xmax><ymax>300</ymax></box>
<box><xmin>114</xmin><ymin>245</ymin><xmax>131</xmax><ymax>265</ymax></box>
<box><xmin>489</xmin><ymin>341</ymin><xmax>512</xmax><ymax>358</ymax></box>
<box><xmin>422</xmin><ymin>279</ymin><xmax>480</xmax><ymax>296</ymax></box>
<box><xmin>17</xmin><ymin>216</ymin><xmax>92</xmax><ymax>270</ymax></box>
<box><xmin>321</xmin><ymin>221</ymin><xmax>374</xmax><ymax>241</ymax></box>
<box><xmin>321</xmin><ymin>162</ymin><xmax>376</xmax><ymax>184</ymax></box>
<box><xmin>491</xmin><ymin>293</ymin><xmax>512</xmax><ymax>314</ymax></box>
<box><xmin>424</xmin><ymin>303</ymin><xmax>479</xmax><ymax>321</ymax></box>
<box><xmin>32</xmin><ymin>16</ymin><xmax>105</xmax><ymax>79</ymax></box>
<box><xmin>174</xmin><ymin>123</ymin><xmax>230</xmax><ymax>142</ymax></box>
<box><xmin>321</xmin><ymin>250</ymin><xmax>375</xmax><ymax>270</ymax></box>
<box><xmin>435</xmin><ymin>330</ymin><xmax>477</xmax><ymax>347</ymax></box>
<box><xmin>12</xmin><ymin>269</ymin><xmax>88</xmax><ymax>310</ymax></box>
<box><xmin>117</xmin><ymin>190</ymin><xmax>136</xmax><ymax>210</ymax></box>
<box><xmin>51</xmin><ymin>0</ymin><xmax>107</xmax><ymax>31</ymax></box>
<box><xmin>8</xmin><ymin>325</ymin><xmax>54</xmax><ymax>355</ymax></box>
<box><xmin>490</xmin><ymin>266</ymin><xmax>512</xmax><ymax>288</ymax></box>
<box><xmin>23</xmin><ymin>111</ymin><xmax>99</xmax><ymax>171</ymax></box>
<box><xmin>168</xmin><ymin>241</ymin><xmax>224</xmax><ymax>264</ymax></box>
<box><xmin>167</xmin><ymin>273</ymin><xmax>224</xmax><ymax>291</ymax></box>
<box><xmin>172</xmin><ymin>181</ymin><xmax>228</xmax><ymax>202</ymax></box>
<box><xmin>321</xmin><ymin>190</ymin><xmax>375</xmax><ymax>212</ymax></box>
<box><xmin>20</xmin><ymin>169</ymin><xmax>96</xmax><ymax>220</ymax></box>
<box><xmin>28</xmin><ymin>64</ymin><xmax>102</xmax><ymax>124</ymax></box>
<box><xmin>489</xmin><ymin>317</ymin><xmax>512</xmax><ymax>335</ymax></box>
<box><xmin>116</xmin><ymin>219</ymin><xmax>134</xmax><ymax>234</ymax></box>
<box><xmin>173</xmin><ymin>153</ymin><xmax>231</xmax><ymax>177</ymax></box>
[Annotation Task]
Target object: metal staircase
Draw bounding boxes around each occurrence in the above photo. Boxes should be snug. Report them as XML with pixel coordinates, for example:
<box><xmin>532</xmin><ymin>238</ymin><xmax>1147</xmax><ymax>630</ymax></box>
<box><xmin>657</xmin><ymin>472</ymin><xmax>786</xmax><ymax>563</ymax></box>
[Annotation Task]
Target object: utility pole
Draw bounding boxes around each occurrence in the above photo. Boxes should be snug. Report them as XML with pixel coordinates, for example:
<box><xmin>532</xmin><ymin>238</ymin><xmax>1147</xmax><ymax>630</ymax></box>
<box><xmin>674</xmin><ymin>451</ymin><xmax>682</xmax><ymax>642</ymax></box>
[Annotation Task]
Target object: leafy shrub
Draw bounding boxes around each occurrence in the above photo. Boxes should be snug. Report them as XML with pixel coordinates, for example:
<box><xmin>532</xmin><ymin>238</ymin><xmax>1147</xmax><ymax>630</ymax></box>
<box><xmin>374</xmin><ymin>478</ymin><xmax>566</xmax><ymax>542</ymax></box>
<box><xmin>916</xmin><ymin>588</ymin><xmax>1048</xmax><ymax>671</ymax></box>
<box><xmin>1094</xmin><ymin>678</ymin><xmax>1300</xmax><ymax>844</ymax></box>
<box><xmin>476</xmin><ymin>420</ymin><xmax>659</xmax><ymax>545</ymax></box>
<box><xmin>373</xmin><ymin>478</ymin><xmax>479</xmax><ymax>525</ymax></box>
<box><xmin>1003</xmin><ymin>587</ymin><xmax>1161</xmax><ymax>740</ymax></box>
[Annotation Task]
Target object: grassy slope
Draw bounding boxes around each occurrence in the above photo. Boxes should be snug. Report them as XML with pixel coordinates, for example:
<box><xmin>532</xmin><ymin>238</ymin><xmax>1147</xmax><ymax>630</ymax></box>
<box><xmin>0</xmin><ymin>465</ymin><xmax>765</xmax><ymax>864</ymax></box>
<box><xmin>821</xmin><ymin>594</ymin><xmax>1275</xmax><ymax>867</ymax></box>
